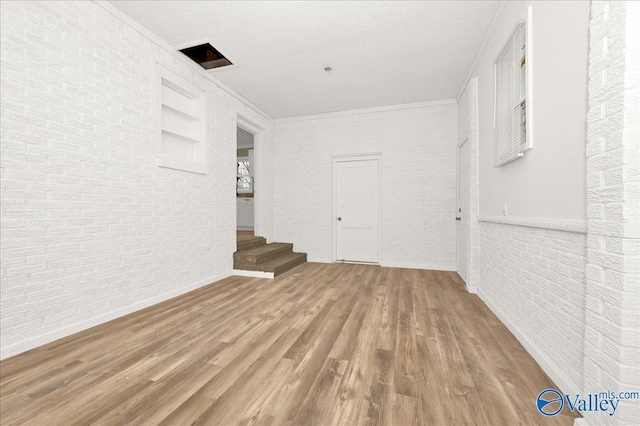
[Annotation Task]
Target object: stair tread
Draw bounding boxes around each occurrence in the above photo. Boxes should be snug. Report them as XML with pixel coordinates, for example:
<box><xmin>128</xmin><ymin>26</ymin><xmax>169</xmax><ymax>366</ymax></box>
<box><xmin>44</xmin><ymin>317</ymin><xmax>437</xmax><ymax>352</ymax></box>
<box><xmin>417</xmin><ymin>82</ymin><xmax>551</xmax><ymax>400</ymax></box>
<box><xmin>235</xmin><ymin>252</ymin><xmax>307</xmax><ymax>275</ymax></box>
<box><xmin>234</xmin><ymin>242</ymin><xmax>294</xmax><ymax>265</ymax></box>
<box><xmin>238</xmin><ymin>235</ymin><xmax>262</xmax><ymax>242</ymax></box>
<box><xmin>235</xmin><ymin>242</ymin><xmax>292</xmax><ymax>256</ymax></box>
<box><xmin>236</xmin><ymin>236</ymin><xmax>266</xmax><ymax>251</ymax></box>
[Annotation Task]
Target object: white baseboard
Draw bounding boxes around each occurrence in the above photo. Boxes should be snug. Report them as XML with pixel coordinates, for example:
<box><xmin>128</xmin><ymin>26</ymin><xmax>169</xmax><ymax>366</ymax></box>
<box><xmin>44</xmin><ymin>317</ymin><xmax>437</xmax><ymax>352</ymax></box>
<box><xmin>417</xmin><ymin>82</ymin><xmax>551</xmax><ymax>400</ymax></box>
<box><xmin>466</xmin><ymin>285</ymin><xmax>478</xmax><ymax>294</ymax></box>
<box><xmin>304</xmin><ymin>259</ymin><xmax>457</xmax><ymax>272</ymax></box>
<box><xmin>478</xmin><ymin>289</ymin><xmax>579</xmax><ymax>396</ymax></box>
<box><xmin>0</xmin><ymin>271</ymin><xmax>232</xmax><ymax>361</ymax></box>
<box><xmin>232</xmin><ymin>270</ymin><xmax>274</xmax><ymax>279</ymax></box>
<box><xmin>306</xmin><ymin>258</ymin><xmax>333</xmax><ymax>263</ymax></box>
<box><xmin>380</xmin><ymin>262</ymin><xmax>457</xmax><ymax>272</ymax></box>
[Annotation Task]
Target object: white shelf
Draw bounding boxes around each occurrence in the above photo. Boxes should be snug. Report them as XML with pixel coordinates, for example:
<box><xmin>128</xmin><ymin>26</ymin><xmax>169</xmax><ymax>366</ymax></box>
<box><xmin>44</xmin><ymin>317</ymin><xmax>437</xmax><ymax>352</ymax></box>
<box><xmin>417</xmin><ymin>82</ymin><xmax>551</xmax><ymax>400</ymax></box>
<box><xmin>156</xmin><ymin>155</ymin><xmax>208</xmax><ymax>175</ymax></box>
<box><xmin>161</xmin><ymin>103</ymin><xmax>199</xmax><ymax>121</ymax></box>
<box><xmin>161</xmin><ymin>128</ymin><xmax>199</xmax><ymax>143</ymax></box>
<box><xmin>157</xmin><ymin>65</ymin><xmax>206</xmax><ymax>173</ymax></box>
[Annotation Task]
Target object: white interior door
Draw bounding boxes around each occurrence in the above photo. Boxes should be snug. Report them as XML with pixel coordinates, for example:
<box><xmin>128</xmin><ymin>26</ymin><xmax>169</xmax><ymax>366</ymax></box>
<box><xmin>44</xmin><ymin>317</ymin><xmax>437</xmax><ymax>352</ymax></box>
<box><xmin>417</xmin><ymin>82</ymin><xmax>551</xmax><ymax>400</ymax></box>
<box><xmin>457</xmin><ymin>140</ymin><xmax>469</xmax><ymax>282</ymax></box>
<box><xmin>335</xmin><ymin>157</ymin><xmax>380</xmax><ymax>263</ymax></box>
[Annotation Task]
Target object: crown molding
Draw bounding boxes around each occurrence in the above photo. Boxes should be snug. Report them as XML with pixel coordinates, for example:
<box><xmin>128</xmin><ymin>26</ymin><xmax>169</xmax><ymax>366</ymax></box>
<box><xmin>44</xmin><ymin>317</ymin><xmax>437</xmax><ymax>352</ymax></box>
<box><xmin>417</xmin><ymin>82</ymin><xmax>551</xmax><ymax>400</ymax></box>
<box><xmin>456</xmin><ymin>1</ymin><xmax>507</xmax><ymax>102</ymax></box>
<box><xmin>94</xmin><ymin>1</ymin><xmax>273</xmax><ymax>123</ymax></box>
<box><xmin>275</xmin><ymin>99</ymin><xmax>456</xmax><ymax>124</ymax></box>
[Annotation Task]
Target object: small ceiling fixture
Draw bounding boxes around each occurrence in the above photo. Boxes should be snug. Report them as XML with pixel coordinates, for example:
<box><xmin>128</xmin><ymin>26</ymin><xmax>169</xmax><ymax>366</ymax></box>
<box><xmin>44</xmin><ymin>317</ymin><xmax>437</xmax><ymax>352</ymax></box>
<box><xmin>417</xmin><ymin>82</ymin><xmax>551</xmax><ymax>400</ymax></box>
<box><xmin>324</xmin><ymin>66</ymin><xmax>333</xmax><ymax>72</ymax></box>
<box><xmin>179</xmin><ymin>43</ymin><xmax>232</xmax><ymax>70</ymax></box>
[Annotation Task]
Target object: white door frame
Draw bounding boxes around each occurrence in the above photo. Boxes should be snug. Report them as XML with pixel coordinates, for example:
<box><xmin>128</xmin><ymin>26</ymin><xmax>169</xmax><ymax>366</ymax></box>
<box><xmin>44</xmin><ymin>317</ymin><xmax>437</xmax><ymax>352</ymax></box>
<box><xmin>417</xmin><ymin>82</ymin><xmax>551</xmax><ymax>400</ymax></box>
<box><xmin>237</xmin><ymin>114</ymin><xmax>264</xmax><ymax>237</ymax></box>
<box><xmin>332</xmin><ymin>153</ymin><xmax>382</xmax><ymax>264</ymax></box>
<box><xmin>456</xmin><ymin>138</ymin><xmax>469</xmax><ymax>282</ymax></box>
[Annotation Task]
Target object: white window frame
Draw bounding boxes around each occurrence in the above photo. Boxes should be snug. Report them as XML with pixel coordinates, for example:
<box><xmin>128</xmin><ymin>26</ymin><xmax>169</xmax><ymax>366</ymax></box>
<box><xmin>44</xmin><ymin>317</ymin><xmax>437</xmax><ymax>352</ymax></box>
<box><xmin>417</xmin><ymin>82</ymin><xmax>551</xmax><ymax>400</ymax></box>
<box><xmin>156</xmin><ymin>64</ymin><xmax>208</xmax><ymax>174</ymax></box>
<box><xmin>236</xmin><ymin>156</ymin><xmax>253</xmax><ymax>194</ymax></box>
<box><xmin>493</xmin><ymin>6</ymin><xmax>534</xmax><ymax>167</ymax></box>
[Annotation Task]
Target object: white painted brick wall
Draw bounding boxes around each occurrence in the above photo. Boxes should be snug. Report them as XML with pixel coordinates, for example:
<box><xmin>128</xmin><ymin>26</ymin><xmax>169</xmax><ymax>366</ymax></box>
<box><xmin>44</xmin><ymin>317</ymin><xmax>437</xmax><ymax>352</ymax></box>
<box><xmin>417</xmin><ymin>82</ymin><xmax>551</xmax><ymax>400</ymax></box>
<box><xmin>581</xmin><ymin>1</ymin><xmax>640</xmax><ymax>424</ymax></box>
<box><xmin>0</xmin><ymin>1</ymin><xmax>274</xmax><ymax>359</ymax></box>
<box><xmin>272</xmin><ymin>103</ymin><xmax>457</xmax><ymax>268</ymax></box>
<box><xmin>478</xmin><ymin>222</ymin><xmax>587</xmax><ymax>392</ymax></box>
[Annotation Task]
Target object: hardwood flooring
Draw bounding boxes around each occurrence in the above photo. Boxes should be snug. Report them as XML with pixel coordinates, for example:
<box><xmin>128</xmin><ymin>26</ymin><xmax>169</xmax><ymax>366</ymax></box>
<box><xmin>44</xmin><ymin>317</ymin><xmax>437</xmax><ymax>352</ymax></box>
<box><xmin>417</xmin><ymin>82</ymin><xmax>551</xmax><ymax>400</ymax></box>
<box><xmin>0</xmin><ymin>263</ymin><xmax>579</xmax><ymax>425</ymax></box>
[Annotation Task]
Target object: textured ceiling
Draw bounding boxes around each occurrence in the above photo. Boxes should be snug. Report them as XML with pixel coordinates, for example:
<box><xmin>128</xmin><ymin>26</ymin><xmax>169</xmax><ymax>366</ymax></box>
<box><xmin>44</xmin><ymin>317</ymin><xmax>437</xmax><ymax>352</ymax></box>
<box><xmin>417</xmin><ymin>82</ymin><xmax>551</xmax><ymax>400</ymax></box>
<box><xmin>112</xmin><ymin>1</ymin><xmax>500</xmax><ymax>119</ymax></box>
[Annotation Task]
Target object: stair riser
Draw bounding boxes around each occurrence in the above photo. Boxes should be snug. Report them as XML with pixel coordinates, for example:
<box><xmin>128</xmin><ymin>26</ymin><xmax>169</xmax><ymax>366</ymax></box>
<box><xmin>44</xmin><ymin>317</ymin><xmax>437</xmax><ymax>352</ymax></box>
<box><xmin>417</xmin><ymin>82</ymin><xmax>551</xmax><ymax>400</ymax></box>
<box><xmin>233</xmin><ymin>252</ymin><xmax>307</xmax><ymax>275</ymax></box>
<box><xmin>234</xmin><ymin>244</ymin><xmax>293</xmax><ymax>265</ymax></box>
<box><xmin>237</xmin><ymin>237</ymin><xmax>266</xmax><ymax>251</ymax></box>
<box><xmin>273</xmin><ymin>254</ymin><xmax>307</xmax><ymax>277</ymax></box>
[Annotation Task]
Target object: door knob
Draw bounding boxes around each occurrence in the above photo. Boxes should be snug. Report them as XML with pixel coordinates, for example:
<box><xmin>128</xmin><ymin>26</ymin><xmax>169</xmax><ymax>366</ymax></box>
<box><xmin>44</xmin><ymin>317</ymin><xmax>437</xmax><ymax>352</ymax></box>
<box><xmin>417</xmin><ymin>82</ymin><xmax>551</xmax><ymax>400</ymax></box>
<box><xmin>337</xmin><ymin>217</ymin><xmax>342</xmax><ymax>221</ymax></box>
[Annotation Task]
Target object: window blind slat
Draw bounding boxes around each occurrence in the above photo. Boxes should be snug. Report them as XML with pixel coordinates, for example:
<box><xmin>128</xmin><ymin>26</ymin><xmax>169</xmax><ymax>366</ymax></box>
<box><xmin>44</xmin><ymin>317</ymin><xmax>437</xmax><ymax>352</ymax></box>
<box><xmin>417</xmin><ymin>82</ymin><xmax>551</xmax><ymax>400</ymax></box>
<box><xmin>495</xmin><ymin>23</ymin><xmax>526</xmax><ymax>166</ymax></box>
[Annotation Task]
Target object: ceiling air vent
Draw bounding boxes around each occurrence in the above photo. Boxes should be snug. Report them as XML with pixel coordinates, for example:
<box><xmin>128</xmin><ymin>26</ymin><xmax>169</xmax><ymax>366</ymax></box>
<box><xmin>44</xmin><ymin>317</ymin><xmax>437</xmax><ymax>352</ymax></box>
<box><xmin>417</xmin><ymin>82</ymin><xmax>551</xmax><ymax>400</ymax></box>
<box><xmin>179</xmin><ymin>43</ymin><xmax>232</xmax><ymax>70</ymax></box>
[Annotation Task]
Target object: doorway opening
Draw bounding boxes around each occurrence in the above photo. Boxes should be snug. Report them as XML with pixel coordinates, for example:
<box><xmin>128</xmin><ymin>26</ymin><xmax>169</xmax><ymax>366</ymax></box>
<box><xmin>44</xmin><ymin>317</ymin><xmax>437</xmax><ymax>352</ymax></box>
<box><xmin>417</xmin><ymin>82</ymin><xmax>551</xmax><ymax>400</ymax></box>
<box><xmin>236</xmin><ymin>126</ymin><xmax>254</xmax><ymax>241</ymax></box>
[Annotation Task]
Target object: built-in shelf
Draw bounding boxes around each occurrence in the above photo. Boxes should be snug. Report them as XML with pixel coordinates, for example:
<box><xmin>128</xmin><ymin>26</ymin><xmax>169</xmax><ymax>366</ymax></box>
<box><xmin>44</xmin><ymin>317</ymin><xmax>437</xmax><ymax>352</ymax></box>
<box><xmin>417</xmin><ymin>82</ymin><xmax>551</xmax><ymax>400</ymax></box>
<box><xmin>161</xmin><ymin>128</ymin><xmax>199</xmax><ymax>143</ymax></box>
<box><xmin>157</xmin><ymin>65</ymin><xmax>206</xmax><ymax>174</ymax></box>
<box><xmin>161</xmin><ymin>103</ymin><xmax>199</xmax><ymax>121</ymax></box>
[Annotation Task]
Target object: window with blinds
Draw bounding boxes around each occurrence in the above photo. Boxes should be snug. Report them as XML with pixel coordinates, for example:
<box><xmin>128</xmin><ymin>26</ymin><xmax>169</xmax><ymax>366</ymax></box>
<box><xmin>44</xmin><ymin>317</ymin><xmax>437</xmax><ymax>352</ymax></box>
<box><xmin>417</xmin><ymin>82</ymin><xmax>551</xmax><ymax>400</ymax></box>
<box><xmin>494</xmin><ymin>18</ymin><xmax>532</xmax><ymax>166</ymax></box>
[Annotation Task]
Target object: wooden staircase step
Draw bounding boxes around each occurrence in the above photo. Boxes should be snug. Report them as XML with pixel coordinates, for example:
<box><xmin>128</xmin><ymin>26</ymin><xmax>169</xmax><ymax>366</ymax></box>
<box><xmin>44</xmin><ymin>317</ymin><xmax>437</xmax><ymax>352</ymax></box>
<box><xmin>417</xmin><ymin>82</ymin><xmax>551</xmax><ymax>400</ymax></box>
<box><xmin>234</xmin><ymin>235</ymin><xmax>307</xmax><ymax>277</ymax></box>
<box><xmin>235</xmin><ymin>252</ymin><xmax>307</xmax><ymax>277</ymax></box>
<box><xmin>236</xmin><ymin>236</ymin><xmax>266</xmax><ymax>252</ymax></box>
<box><xmin>234</xmin><ymin>243</ymin><xmax>293</xmax><ymax>265</ymax></box>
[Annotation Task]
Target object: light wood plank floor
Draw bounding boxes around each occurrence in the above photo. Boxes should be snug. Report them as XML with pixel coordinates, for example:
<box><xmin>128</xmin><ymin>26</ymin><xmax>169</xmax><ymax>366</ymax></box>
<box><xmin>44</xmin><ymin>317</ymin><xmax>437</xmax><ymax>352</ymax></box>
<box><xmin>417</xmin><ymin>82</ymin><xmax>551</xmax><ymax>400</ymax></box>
<box><xmin>0</xmin><ymin>263</ymin><xmax>578</xmax><ymax>425</ymax></box>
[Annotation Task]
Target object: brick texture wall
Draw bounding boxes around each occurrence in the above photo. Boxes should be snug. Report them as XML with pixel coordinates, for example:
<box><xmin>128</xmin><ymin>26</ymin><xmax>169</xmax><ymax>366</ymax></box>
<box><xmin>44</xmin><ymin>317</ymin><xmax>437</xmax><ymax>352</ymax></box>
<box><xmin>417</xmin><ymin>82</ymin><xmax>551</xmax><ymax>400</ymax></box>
<box><xmin>272</xmin><ymin>103</ymin><xmax>457</xmax><ymax>268</ymax></box>
<box><xmin>581</xmin><ymin>1</ymin><xmax>640</xmax><ymax>424</ymax></box>
<box><xmin>478</xmin><ymin>222</ymin><xmax>587</xmax><ymax>392</ymax></box>
<box><xmin>0</xmin><ymin>1</ymin><xmax>274</xmax><ymax>359</ymax></box>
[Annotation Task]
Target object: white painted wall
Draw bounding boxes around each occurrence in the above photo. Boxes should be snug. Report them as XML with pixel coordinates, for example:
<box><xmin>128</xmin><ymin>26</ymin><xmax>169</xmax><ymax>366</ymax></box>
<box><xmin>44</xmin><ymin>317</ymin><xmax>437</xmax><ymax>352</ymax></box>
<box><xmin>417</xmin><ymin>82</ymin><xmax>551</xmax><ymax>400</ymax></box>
<box><xmin>0</xmin><ymin>1</ymin><xmax>274</xmax><ymax>359</ymax></box>
<box><xmin>475</xmin><ymin>0</ymin><xmax>590</xmax><ymax>221</ymax></box>
<box><xmin>461</xmin><ymin>0</ymin><xmax>592</xmax><ymax>396</ymax></box>
<box><xmin>273</xmin><ymin>103</ymin><xmax>457</xmax><ymax>269</ymax></box>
